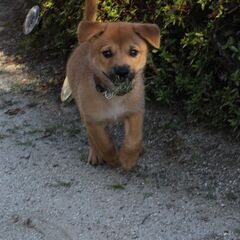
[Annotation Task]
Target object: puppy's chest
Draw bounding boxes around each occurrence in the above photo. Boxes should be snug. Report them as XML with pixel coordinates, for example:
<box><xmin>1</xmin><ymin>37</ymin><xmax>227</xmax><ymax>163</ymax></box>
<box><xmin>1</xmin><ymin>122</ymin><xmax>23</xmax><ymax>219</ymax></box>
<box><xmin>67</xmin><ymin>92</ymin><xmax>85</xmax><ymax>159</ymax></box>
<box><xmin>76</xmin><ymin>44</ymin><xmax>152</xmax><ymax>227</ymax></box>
<box><xmin>105</xmin><ymin>102</ymin><xmax>126</xmax><ymax>121</ymax></box>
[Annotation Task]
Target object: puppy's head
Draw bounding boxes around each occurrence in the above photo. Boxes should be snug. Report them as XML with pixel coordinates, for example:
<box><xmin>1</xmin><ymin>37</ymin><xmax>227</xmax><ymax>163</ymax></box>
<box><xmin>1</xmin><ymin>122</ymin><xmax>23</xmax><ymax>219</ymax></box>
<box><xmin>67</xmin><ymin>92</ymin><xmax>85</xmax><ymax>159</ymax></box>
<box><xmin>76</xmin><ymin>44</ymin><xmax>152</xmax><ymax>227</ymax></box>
<box><xmin>77</xmin><ymin>21</ymin><xmax>160</xmax><ymax>84</ymax></box>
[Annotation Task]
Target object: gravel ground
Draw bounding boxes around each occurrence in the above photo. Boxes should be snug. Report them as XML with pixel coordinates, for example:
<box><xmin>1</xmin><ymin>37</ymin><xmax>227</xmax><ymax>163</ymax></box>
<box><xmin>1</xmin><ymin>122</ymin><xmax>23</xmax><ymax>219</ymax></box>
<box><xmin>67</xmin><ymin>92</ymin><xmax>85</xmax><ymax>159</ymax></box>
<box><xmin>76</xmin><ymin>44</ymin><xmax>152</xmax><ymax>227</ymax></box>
<box><xmin>0</xmin><ymin>1</ymin><xmax>240</xmax><ymax>240</ymax></box>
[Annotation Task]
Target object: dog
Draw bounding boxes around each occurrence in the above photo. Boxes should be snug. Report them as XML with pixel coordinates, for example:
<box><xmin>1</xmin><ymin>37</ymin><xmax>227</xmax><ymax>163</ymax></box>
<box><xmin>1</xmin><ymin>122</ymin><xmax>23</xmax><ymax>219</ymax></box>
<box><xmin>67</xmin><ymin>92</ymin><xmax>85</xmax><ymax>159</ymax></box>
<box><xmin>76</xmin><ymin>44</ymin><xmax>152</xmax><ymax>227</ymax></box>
<box><xmin>65</xmin><ymin>0</ymin><xmax>160</xmax><ymax>170</ymax></box>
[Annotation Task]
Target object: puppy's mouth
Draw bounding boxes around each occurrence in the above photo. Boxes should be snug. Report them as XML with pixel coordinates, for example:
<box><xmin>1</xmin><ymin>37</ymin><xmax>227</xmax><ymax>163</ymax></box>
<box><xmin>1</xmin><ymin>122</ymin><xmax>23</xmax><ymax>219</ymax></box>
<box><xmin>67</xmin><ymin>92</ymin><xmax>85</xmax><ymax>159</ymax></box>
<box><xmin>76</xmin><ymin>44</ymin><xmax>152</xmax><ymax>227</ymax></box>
<box><xmin>103</xmin><ymin>73</ymin><xmax>134</xmax><ymax>97</ymax></box>
<box><xmin>101</xmin><ymin>70</ymin><xmax>135</xmax><ymax>97</ymax></box>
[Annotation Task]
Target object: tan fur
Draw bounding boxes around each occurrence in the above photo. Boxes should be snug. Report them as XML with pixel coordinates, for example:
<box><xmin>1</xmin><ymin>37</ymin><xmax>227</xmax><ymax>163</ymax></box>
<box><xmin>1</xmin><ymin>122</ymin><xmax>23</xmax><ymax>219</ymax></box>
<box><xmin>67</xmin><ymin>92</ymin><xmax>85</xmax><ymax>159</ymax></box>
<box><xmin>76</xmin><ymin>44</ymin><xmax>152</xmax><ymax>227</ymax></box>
<box><xmin>84</xmin><ymin>0</ymin><xmax>98</xmax><ymax>21</ymax></box>
<box><xmin>67</xmin><ymin>0</ymin><xmax>160</xmax><ymax>170</ymax></box>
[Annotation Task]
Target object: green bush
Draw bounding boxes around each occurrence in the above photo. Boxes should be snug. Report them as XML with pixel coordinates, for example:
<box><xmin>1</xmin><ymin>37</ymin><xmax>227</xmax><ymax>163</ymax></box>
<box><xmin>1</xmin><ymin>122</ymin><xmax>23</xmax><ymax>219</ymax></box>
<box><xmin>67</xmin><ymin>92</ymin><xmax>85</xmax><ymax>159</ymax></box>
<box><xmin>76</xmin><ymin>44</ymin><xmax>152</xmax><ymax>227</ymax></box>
<box><xmin>28</xmin><ymin>0</ymin><xmax>85</xmax><ymax>54</ymax></box>
<box><xmin>26</xmin><ymin>0</ymin><xmax>240</xmax><ymax>135</ymax></box>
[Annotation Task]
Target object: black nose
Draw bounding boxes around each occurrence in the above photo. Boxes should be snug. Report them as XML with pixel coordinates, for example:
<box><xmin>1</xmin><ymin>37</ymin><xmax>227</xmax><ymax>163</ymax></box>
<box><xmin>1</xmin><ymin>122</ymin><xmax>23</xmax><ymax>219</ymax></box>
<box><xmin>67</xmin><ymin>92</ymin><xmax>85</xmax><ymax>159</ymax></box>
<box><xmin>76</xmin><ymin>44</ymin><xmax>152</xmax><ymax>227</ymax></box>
<box><xmin>113</xmin><ymin>65</ymin><xmax>130</xmax><ymax>79</ymax></box>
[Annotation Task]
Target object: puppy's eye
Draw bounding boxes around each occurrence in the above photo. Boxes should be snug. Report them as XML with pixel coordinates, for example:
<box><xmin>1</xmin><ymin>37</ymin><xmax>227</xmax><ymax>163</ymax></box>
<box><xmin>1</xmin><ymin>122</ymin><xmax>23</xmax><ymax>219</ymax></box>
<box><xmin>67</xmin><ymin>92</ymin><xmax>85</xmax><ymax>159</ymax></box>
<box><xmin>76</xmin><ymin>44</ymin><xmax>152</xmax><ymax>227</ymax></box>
<box><xmin>129</xmin><ymin>49</ymin><xmax>139</xmax><ymax>57</ymax></box>
<box><xmin>102</xmin><ymin>50</ymin><xmax>113</xmax><ymax>58</ymax></box>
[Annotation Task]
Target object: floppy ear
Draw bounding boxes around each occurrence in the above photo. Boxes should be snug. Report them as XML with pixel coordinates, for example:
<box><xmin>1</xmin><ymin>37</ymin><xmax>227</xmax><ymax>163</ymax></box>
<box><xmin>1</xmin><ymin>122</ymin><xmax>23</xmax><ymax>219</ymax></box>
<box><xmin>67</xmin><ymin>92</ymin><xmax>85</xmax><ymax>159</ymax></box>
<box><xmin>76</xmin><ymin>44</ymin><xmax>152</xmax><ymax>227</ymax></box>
<box><xmin>133</xmin><ymin>23</ymin><xmax>160</xmax><ymax>49</ymax></box>
<box><xmin>77</xmin><ymin>21</ymin><xmax>107</xmax><ymax>43</ymax></box>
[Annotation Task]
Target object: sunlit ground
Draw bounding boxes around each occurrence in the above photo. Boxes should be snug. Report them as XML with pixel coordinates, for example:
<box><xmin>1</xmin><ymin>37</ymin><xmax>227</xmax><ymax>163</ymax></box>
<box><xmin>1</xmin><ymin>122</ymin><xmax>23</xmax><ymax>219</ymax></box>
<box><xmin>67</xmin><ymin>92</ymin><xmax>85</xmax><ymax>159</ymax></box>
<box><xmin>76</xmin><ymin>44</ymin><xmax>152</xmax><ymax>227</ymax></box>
<box><xmin>0</xmin><ymin>51</ymin><xmax>28</xmax><ymax>92</ymax></box>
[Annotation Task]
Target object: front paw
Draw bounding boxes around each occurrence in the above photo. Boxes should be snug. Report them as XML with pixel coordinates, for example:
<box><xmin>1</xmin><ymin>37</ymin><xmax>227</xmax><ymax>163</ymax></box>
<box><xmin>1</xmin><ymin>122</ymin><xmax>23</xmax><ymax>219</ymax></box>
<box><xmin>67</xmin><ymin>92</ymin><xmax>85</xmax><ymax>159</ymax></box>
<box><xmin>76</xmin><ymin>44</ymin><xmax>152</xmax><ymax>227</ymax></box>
<box><xmin>119</xmin><ymin>145</ymin><xmax>141</xmax><ymax>171</ymax></box>
<box><xmin>88</xmin><ymin>147</ymin><xmax>104</xmax><ymax>166</ymax></box>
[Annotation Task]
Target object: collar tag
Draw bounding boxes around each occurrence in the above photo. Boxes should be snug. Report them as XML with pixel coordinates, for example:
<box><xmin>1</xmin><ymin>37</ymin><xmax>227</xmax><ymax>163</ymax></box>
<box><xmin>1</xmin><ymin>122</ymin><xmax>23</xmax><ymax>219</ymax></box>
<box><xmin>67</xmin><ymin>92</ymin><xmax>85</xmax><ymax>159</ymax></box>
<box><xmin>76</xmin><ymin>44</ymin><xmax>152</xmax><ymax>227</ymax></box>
<box><xmin>104</xmin><ymin>91</ymin><xmax>113</xmax><ymax>100</ymax></box>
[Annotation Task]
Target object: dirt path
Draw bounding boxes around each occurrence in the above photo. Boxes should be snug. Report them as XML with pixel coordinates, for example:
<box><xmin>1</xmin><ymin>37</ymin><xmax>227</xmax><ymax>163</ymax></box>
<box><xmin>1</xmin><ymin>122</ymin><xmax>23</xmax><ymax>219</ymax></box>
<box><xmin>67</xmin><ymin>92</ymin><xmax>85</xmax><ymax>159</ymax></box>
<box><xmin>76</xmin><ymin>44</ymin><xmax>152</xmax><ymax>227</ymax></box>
<box><xmin>0</xmin><ymin>2</ymin><xmax>240</xmax><ymax>240</ymax></box>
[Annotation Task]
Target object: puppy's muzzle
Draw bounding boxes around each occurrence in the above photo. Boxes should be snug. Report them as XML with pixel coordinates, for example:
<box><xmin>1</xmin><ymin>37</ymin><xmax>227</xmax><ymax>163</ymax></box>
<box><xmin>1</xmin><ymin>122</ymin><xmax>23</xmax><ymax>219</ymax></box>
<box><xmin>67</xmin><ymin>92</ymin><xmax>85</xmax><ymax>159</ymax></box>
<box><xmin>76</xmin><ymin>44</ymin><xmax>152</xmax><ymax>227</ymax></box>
<box><xmin>111</xmin><ymin>65</ymin><xmax>135</xmax><ymax>83</ymax></box>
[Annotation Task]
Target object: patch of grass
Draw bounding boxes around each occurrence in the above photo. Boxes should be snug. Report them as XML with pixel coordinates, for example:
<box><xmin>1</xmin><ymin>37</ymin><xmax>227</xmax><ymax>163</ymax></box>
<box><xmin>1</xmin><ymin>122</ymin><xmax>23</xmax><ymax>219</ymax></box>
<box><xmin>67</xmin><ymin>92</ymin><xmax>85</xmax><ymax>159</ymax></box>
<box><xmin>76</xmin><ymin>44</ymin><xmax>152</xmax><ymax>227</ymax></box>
<box><xmin>48</xmin><ymin>180</ymin><xmax>73</xmax><ymax>188</ymax></box>
<box><xmin>0</xmin><ymin>90</ymin><xmax>5</xmax><ymax>96</ymax></box>
<box><xmin>96</xmin><ymin>219</ymin><xmax>101</xmax><ymax>224</ymax></box>
<box><xmin>3</xmin><ymin>21</ymin><xmax>13</xmax><ymax>28</ymax></box>
<box><xmin>11</xmin><ymin>214</ymin><xmax>20</xmax><ymax>223</ymax></box>
<box><xmin>202</xmin><ymin>233</ymin><xmax>224</xmax><ymax>240</ymax></box>
<box><xmin>22</xmin><ymin>218</ymin><xmax>35</xmax><ymax>228</ymax></box>
<box><xmin>143</xmin><ymin>192</ymin><xmax>153</xmax><ymax>199</ymax></box>
<box><xmin>0</xmin><ymin>69</ymin><xmax>6</xmax><ymax>75</ymax></box>
<box><xmin>67</xmin><ymin>127</ymin><xmax>81</xmax><ymax>137</ymax></box>
<box><xmin>79</xmin><ymin>152</ymin><xmax>88</xmax><ymax>162</ymax></box>
<box><xmin>10</xmin><ymin>79</ymin><xmax>42</xmax><ymax>93</ymax></box>
<box><xmin>18</xmin><ymin>38</ymin><xmax>36</xmax><ymax>52</ymax></box>
<box><xmin>225</xmin><ymin>192</ymin><xmax>237</xmax><ymax>201</ymax></box>
<box><xmin>44</xmin><ymin>125</ymin><xmax>61</xmax><ymax>136</ymax></box>
<box><xmin>0</xmin><ymin>133</ymin><xmax>8</xmax><ymax>140</ymax></box>
<box><xmin>161</xmin><ymin>121</ymin><xmax>182</xmax><ymax>132</ymax></box>
<box><xmin>162</xmin><ymin>133</ymin><xmax>184</xmax><ymax>158</ymax></box>
<box><xmin>16</xmin><ymin>139</ymin><xmax>35</xmax><ymax>147</ymax></box>
<box><xmin>11</xmin><ymin>215</ymin><xmax>35</xmax><ymax>229</ymax></box>
<box><xmin>26</xmin><ymin>102</ymin><xmax>38</xmax><ymax>108</ymax></box>
<box><xmin>206</xmin><ymin>191</ymin><xmax>217</xmax><ymax>200</ymax></box>
<box><xmin>5</xmin><ymin>107</ymin><xmax>25</xmax><ymax>116</ymax></box>
<box><xmin>234</xmin><ymin>228</ymin><xmax>240</xmax><ymax>236</ymax></box>
<box><xmin>26</xmin><ymin>129</ymin><xmax>43</xmax><ymax>135</ymax></box>
<box><xmin>166</xmin><ymin>203</ymin><xmax>175</xmax><ymax>210</ymax></box>
<box><xmin>22</xmin><ymin>121</ymin><xmax>31</xmax><ymax>128</ymax></box>
<box><xmin>185</xmin><ymin>186</ymin><xmax>195</xmax><ymax>195</ymax></box>
<box><xmin>108</xmin><ymin>183</ymin><xmax>126</xmax><ymax>190</ymax></box>
<box><xmin>6</xmin><ymin>125</ymin><xmax>22</xmax><ymax>134</ymax></box>
<box><xmin>10</xmin><ymin>82</ymin><xmax>24</xmax><ymax>92</ymax></box>
<box><xmin>11</xmin><ymin>215</ymin><xmax>34</xmax><ymax>229</ymax></box>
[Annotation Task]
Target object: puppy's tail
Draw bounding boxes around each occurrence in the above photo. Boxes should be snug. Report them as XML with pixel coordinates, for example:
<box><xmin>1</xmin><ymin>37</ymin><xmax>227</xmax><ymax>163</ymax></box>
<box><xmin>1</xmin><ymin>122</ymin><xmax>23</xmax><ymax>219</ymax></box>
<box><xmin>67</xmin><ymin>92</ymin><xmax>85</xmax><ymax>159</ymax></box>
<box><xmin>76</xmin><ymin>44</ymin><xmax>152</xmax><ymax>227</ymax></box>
<box><xmin>84</xmin><ymin>0</ymin><xmax>98</xmax><ymax>21</ymax></box>
<box><xmin>61</xmin><ymin>0</ymin><xmax>98</xmax><ymax>103</ymax></box>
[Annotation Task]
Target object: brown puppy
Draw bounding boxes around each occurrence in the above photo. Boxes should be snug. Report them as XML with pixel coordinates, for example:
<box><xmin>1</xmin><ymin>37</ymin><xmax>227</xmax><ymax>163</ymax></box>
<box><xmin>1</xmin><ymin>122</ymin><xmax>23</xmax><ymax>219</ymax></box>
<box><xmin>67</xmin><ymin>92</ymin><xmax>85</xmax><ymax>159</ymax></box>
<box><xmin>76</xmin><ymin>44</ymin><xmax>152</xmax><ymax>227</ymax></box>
<box><xmin>66</xmin><ymin>0</ymin><xmax>160</xmax><ymax>170</ymax></box>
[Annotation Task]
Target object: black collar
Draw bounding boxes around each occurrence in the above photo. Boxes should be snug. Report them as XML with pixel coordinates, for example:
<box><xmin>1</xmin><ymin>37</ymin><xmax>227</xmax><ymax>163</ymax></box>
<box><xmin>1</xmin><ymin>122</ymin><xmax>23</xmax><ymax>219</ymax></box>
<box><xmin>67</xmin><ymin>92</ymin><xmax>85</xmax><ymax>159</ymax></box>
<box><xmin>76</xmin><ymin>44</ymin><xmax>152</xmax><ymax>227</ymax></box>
<box><xmin>94</xmin><ymin>75</ymin><xmax>114</xmax><ymax>99</ymax></box>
